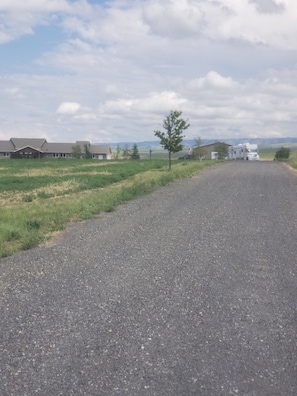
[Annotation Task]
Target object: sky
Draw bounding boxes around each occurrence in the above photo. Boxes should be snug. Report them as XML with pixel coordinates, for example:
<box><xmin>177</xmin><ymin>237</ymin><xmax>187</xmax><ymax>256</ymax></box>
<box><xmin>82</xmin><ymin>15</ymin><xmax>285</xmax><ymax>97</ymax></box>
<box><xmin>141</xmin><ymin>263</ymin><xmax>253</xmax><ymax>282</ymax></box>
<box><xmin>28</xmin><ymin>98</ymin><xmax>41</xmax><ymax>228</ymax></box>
<box><xmin>0</xmin><ymin>0</ymin><xmax>297</xmax><ymax>144</ymax></box>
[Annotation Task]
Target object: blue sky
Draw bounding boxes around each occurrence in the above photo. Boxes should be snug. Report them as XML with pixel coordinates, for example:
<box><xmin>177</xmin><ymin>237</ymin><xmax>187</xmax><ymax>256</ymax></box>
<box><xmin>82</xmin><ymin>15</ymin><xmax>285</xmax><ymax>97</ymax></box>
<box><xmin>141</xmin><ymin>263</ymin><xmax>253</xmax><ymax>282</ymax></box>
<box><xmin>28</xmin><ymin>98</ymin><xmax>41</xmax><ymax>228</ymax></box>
<box><xmin>1</xmin><ymin>0</ymin><xmax>297</xmax><ymax>143</ymax></box>
<box><xmin>0</xmin><ymin>25</ymin><xmax>63</xmax><ymax>73</ymax></box>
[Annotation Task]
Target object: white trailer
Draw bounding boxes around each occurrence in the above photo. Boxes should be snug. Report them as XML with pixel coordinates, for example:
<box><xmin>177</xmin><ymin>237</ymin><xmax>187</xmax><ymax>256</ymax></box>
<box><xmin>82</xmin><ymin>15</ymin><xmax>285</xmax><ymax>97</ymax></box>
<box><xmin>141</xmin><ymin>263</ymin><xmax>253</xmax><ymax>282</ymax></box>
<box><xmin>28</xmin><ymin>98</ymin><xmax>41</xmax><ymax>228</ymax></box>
<box><xmin>228</xmin><ymin>143</ymin><xmax>260</xmax><ymax>160</ymax></box>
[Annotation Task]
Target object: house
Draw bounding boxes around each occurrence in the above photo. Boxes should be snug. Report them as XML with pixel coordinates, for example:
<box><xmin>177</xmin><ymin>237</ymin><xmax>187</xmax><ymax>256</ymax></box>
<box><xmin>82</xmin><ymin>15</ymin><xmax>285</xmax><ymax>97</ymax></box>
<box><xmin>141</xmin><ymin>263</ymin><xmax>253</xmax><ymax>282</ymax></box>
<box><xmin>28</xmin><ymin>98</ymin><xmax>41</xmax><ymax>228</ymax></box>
<box><xmin>0</xmin><ymin>138</ymin><xmax>112</xmax><ymax>160</ymax></box>
<box><xmin>193</xmin><ymin>141</ymin><xmax>232</xmax><ymax>160</ymax></box>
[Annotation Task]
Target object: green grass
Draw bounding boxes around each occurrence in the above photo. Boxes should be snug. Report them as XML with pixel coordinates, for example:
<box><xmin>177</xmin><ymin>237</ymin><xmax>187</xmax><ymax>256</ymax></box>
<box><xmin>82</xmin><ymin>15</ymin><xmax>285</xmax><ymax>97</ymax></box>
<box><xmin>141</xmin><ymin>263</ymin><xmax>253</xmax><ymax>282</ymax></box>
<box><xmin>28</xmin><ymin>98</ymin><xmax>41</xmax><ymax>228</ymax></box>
<box><xmin>0</xmin><ymin>158</ymin><xmax>215</xmax><ymax>259</ymax></box>
<box><xmin>286</xmin><ymin>151</ymin><xmax>297</xmax><ymax>169</ymax></box>
<box><xmin>259</xmin><ymin>147</ymin><xmax>297</xmax><ymax>166</ymax></box>
<box><xmin>258</xmin><ymin>151</ymin><xmax>275</xmax><ymax>161</ymax></box>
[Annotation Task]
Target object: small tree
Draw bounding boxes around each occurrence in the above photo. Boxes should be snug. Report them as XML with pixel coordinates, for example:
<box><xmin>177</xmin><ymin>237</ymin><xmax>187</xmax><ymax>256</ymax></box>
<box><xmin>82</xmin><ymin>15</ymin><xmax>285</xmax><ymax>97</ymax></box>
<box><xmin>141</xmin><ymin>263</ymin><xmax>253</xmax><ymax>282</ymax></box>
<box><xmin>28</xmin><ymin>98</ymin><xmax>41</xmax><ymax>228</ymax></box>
<box><xmin>214</xmin><ymin>142</ymin><xmax>229</xmax><ymax>160</ymax></box>
<box><xmin>275</xmin><ymin>147</ymin><xmax>290</xmax><ymax>160</ymax></box>
<box><xmin>114</xmin><ymin>144</ymin><xmax>121</xmax><ymax>159</ymax></box>
<box><xmin>122</xmin><ymin>143</ymin><xmax>130</xmax><ymax>160</ymax></box>
<box><xmin>72</xmin><ymin>145</ymin><xmax>82</xmax><ymax>159</ymax></box>
<box><xmin>130</xmin><ymin>144</ymin><xmax>140</xmax><ymax>159</ymax></box>
<box><xmin>84</xmin><ymin>144</ymin><xmax>92</xmax><ymax>159</ymax></box>
<box><xmin>154</xmin><ymin>110</ymin><xmax>190</xmax><ymax>170</ymax></box>
<box><xmin>193</xmin><ymin>136</ymin><xmax>206</xmax><ymax>161</ymax></box>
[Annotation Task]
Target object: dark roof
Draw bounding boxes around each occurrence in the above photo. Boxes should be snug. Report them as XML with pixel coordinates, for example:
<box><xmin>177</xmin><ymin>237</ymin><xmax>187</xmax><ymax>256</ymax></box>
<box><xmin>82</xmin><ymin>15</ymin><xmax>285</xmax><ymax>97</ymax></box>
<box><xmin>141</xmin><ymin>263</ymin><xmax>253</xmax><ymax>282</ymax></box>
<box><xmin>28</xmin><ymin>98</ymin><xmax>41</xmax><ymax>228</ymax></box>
<box><xmin>89</xmin><ymin>145</ymin><xmax>112</xmax><ymax>155</ymax></box>
<box><xmin>43</xmin><ymin>142</ymin><xmax>77</xmax><ymax>154</ymax></box>
<box><xmin>194</xmin><ymin>142</ymin><xmax>232</xmax><ymax>149</ymax></box>
<box><xmin>0</xmin><ymin>138</ymin><xmax>112</xmax><ymax>156</ymax></box>
<box><xmin>10</xmin><ymin>138</ymin><xmax>47</xmax><ymax>150</ymax></box>
<box><xmin>0</xmin><ymin>140</ymin><xmax>14</xmax><ymax>151</ymax></box>
<box><xmin>43</xmin><ymin>142</ymin><xmax>111</xmax><ymax>154</ymax></box>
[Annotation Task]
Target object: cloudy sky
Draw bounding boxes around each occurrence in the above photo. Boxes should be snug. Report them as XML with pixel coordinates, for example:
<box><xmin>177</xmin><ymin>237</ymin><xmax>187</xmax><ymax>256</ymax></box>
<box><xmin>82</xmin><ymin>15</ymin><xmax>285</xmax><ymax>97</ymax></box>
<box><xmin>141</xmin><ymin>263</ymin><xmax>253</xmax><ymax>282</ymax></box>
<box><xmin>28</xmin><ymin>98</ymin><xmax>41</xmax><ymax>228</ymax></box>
<box><xmin>0</xmin><ymin>0</ymin><xmax>297</xmax><ymax>144</ymax></box>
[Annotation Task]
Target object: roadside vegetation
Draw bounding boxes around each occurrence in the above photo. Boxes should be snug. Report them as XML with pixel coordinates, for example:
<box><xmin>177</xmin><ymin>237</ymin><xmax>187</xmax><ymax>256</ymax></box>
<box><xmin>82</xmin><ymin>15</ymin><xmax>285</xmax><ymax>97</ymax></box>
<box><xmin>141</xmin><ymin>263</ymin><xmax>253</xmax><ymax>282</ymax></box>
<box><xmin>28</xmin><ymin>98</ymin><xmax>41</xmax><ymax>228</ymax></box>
<box><xmin>283</xmin><ymin>150</ymin><xmax>297</xmax><ymax>170</ymax></box>
<box><xmin>274</xmin><ymin>146</ymin><xmax>290</xmax><ymax>160</ymax></box>
<box><xmin>2</xmin><ymin>143</ymin><xmax>296</xmax><ymax>260</ymax></box>
<box><xmin>289</xmin><ymin>151</ymin><xmax>297</xmax><ymax>169</ymax></box>
<box><xmin>154</xmin><ymin>110</ymin><xmax>190</xmax><ymax>170</ymax></box>
<box><xmin>0</xmin><ymin>158</ymin><xmax>214</xmax><ymax>258</ymax></box>
<box><xmin>259</xmin><ymin>147</ymin><xmax>297</xmax><ymax>168</ymax></box>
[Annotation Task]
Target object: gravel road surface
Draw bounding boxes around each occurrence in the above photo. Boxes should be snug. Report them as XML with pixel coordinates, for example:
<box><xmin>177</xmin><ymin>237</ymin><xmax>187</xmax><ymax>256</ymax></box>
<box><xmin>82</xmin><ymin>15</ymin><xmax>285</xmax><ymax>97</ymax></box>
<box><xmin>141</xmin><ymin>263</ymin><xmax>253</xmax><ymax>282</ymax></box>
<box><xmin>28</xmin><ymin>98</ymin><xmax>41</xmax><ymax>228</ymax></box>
<box><xmin>1</xmin><ymin>161</ymin><xmax>297</xmax><ymax>395</ymax></box>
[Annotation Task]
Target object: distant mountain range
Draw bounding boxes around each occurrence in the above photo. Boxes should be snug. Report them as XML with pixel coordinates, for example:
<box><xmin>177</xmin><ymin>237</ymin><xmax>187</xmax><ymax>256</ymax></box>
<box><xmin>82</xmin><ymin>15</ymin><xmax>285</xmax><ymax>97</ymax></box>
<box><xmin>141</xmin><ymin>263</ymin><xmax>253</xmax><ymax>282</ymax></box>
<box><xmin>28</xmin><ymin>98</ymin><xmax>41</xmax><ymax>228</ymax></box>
<box><xmin>97</xmin><ymin>137</ymin><xmax>297</xmax><ymax>151</ymax></box>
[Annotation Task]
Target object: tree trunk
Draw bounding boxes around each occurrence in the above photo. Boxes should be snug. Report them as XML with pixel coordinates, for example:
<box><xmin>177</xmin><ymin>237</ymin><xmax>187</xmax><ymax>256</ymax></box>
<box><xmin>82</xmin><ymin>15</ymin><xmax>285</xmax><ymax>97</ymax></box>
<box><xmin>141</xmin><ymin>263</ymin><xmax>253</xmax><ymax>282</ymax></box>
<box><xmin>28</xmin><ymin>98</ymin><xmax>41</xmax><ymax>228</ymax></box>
<box><xmin>168</xmin><ymin>151</ymin><xmax>172</xmax><ymax>171</ymax></box>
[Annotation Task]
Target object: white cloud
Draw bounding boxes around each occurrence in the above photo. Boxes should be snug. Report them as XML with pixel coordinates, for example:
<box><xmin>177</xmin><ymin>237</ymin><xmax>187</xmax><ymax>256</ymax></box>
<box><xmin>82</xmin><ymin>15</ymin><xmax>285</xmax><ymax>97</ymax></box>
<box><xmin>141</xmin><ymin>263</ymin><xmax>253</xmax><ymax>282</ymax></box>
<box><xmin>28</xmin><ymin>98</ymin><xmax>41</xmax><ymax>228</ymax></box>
<box><xmin>100</xmin><ymin>91</ymin><xmax>187</xmax><ymax>115</ymax></box>
<box><xmin>4</xmin><ymin>87</ymin><xmax>25</xmax><ymax>99</ymax></box>
<box><xmin>57</xmin><ymin>102</ymin><xmax>81</xmax><ymax>114</ymax></box>
<box><xmin>250</xmin><ymin>0</ymin><xmax>285</xmax><ymax>14</ymax></box>
<box><xmin>188</xmin><ymin>71</ymin><xmax>238</xmax><ymax>90</ymax></box>
<box><xmin>74</xmin><ymin>113</ymin><xmax>97</xmax><ymax>120</ymax></box>
<box><xmin>142</xmin><ymin>0</ymin><xmax>205</xmax><ymax>38</ymax></box>
<box><xmin>0</xmin><ymin>0</ymin><xmax>101</xmax><ymax>45</ymax></box>
<box><xmin>1</xmin><ymin>0</ymin><xmax>297</xmax><ymax>143</ymax></box>
<box><xmin>143</xmin><ymin>0</ymin><xmax>297</xmax><ymax>50</ymax></box>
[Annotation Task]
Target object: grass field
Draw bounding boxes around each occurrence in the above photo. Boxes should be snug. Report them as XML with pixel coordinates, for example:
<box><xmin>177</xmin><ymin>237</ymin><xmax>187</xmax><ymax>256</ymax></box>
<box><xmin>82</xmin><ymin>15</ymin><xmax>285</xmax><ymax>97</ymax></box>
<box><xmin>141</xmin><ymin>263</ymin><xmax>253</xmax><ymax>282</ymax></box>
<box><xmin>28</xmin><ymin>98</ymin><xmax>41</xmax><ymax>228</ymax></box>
<box><xmin>259</xmin><ymin>147</ymin><xmax>297</xmax><ymax>167</ymax></box>
<box><xmin>1</xmin><ymin>152</ymin><xmax>296</xmax><ymax>259</ymax></box>
<box><xmin>0</xmin><ymin>158</ymin><xmax>215</xmax><ymax>258</ymax></box>
<box><xmin>289</xmin><ymin>151</ymin><xmax>297</xmax><ymax>169</ymax></box>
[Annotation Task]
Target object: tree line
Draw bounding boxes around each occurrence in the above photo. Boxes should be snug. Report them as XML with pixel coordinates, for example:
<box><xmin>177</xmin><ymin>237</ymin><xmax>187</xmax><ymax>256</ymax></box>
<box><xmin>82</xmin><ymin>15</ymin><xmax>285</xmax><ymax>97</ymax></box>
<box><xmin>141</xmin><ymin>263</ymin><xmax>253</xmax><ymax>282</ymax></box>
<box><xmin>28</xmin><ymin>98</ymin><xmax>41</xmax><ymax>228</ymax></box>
<box><xmin>71</xmin><ymin>143</ymin><xmax>140</xmax><ymax>160</ymax></box>
<box><xmin>71</xmin><ymin>110</ymin><xmax>231</xmax><ymax>167</ymax></box>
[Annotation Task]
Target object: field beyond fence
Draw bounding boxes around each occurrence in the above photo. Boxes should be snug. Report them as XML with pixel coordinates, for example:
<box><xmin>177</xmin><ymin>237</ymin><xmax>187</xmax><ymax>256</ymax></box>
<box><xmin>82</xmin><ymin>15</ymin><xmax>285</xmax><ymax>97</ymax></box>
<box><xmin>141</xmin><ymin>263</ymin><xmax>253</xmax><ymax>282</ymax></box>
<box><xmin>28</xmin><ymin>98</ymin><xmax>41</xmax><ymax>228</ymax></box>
<box><xmin>0</xmin><ymin>158</ymin><xmax>214</xmax><ymax>259</ymax></box>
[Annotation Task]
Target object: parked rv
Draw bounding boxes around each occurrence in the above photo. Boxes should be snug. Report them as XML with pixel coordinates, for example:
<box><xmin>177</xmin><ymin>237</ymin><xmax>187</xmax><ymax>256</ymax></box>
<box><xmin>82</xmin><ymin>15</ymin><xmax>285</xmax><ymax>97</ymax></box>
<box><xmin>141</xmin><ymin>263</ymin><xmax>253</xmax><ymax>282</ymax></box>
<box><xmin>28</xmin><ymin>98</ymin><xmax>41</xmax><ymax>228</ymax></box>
<box><xmin>228</xmin><ymin>143</ymin><xmax>260</xmax><ymax>161</ymax></box>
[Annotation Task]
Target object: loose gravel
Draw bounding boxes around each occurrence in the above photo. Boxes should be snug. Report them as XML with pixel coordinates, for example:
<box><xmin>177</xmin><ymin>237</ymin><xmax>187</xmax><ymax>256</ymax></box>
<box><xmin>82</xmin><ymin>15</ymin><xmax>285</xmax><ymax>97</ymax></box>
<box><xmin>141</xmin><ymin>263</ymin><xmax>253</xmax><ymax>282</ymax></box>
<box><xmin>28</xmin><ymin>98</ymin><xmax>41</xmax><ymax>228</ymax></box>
<box><xmin>1</xmin><ymin>161</ymin><xmax>297</xmax><ymax>395</ymax></box>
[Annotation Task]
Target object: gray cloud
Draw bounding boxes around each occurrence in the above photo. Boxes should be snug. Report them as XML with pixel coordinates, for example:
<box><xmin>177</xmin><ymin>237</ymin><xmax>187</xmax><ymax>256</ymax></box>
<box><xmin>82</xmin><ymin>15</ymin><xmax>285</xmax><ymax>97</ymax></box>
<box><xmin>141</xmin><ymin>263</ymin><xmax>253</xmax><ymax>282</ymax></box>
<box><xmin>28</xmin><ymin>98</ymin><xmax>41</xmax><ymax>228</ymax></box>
<box><xmin>249</xmin><ymin>0</ymin><xmax>285</xmax><ymax>14</ymax></box>
<box><xmin>1</xmin><ymin>0</ymin><xmax>297</xmax><ymax>143</ymax></box>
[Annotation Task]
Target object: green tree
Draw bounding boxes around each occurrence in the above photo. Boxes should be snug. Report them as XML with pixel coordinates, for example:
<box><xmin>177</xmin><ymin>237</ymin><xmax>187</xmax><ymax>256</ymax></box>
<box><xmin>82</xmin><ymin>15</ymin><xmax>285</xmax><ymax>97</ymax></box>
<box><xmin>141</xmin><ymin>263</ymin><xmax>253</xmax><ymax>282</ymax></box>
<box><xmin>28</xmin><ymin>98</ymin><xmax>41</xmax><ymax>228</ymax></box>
<box><xmin>122</xmin><ymin>144</ymin><xmax>130</xmax><ymax>160</ymax></box>
<box><xmin>130</xmin><ymin>144</ymin><xmax>140</xmax><ymax>159</ymax></box>
<box><xmin>84</xmin><ymin>144</ymin><xmax>92</xmax><ymax>159</ymax></box>
<box><xmin>154</xmin><ymin>110</ymin><xmax>190</xmax><ymax>170</ymax></box>
<box><xmin>114</xmin><ymin>144</ymin><xmax>121</xmax><ymax>160</ymax></box>
<box><xmin>193</xmin><ymin>136</ymin><xmax>206</xmax><ymax>161</ymax></box>
<box><xmin>214</xmin><ymin>142</ymin><xmax>229</xmax><ymax>160</ymax></box>
<box><xmin>72</xmin><ymin>145</ymin><xmax>82</xmax><ymax>159</ymax></box>
<box><xmin>275</xmin><ymin>147</ymin><xmax>290</xmax><ymax>160</ymax></box>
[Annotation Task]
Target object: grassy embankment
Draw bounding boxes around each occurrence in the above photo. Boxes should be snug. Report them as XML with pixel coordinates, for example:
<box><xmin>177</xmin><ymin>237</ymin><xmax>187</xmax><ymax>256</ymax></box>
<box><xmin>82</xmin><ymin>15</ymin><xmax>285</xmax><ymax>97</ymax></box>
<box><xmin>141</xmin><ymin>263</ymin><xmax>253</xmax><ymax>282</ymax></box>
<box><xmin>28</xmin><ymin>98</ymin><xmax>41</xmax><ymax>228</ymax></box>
<box><xmin>288</xmin><ymin>151</ymin><xmax>297</xmax><ymax>169</ymax></box>
<box><xmin>0</xmin><ymin>158</ymin><xmax>214</xmax><ymax>258</ymax></box>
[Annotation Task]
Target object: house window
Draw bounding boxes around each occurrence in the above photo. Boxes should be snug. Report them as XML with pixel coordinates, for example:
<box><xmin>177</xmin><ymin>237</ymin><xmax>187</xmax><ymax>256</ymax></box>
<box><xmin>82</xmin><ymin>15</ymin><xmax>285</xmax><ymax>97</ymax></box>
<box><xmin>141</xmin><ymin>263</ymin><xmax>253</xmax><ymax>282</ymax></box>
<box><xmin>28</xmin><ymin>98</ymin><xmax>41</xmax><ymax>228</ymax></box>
<box><xmin>4</xmin><ymin>152</ymin><xmax>10</xmax><ymax>157</ymax></box>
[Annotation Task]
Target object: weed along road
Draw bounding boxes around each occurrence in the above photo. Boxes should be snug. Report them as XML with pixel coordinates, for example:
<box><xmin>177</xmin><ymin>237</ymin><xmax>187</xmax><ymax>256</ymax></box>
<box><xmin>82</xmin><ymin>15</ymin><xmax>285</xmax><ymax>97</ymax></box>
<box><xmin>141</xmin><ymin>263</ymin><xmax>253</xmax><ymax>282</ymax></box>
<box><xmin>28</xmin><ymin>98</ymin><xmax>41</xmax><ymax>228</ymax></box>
<box><xmin>1</xmin><ymin>161</ymin><xmax>297</xmax><ymax>395</ymax></box>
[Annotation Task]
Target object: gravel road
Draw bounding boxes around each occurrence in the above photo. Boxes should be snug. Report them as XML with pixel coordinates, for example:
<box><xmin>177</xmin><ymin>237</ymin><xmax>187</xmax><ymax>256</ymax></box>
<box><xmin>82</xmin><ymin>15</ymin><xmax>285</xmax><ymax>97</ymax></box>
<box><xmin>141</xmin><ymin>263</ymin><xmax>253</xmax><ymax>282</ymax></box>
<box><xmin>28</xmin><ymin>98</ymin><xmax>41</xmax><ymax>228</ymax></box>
<box><xmin>1</xmin><ymin>161</ymin><xmax>297</xmax><ymax>395</ymax></box>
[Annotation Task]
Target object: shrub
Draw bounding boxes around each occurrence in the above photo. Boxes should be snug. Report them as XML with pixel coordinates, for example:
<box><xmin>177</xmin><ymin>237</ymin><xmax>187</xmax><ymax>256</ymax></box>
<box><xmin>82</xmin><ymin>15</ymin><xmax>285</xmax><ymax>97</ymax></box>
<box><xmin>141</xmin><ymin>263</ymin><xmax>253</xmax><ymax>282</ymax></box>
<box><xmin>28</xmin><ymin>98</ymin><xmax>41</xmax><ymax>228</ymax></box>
<box><xmin>26</xmin><ymin>219</ymin><xmax>42</xmax><ymax>230</ymax></box>
<box><xmin>21</xmin><ymin>232</ymin><xmax>43</xmax><ymax>250</ymax></box>
<box><xmin>5</xmin><ymin>228</ymin><xmax>21</xmax><ymax>241</ymax></box>
<box><xmin>22</xmin><ymin>194</ymin><xmax>35</xmax><ymax>202</ymax></box>
<box><xmin>275</xmin><ymin>147</ymin><xmax>290</xmax><ymax>160</ymax></box>
<box><xmin>37</xmin><ymin>191</ymin><xmax>54</xmax><ymax>199</ymax></box>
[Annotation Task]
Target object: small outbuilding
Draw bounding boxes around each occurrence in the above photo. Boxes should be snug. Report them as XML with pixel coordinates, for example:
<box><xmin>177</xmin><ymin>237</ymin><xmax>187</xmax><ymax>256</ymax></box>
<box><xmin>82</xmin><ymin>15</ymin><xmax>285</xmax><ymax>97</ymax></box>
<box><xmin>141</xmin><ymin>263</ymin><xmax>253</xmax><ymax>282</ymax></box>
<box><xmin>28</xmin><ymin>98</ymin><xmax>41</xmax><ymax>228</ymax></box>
<box><xmin>193</xmin><ymin>142</ymin><xmax>231</xmax><ymax>160</ymax></box>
